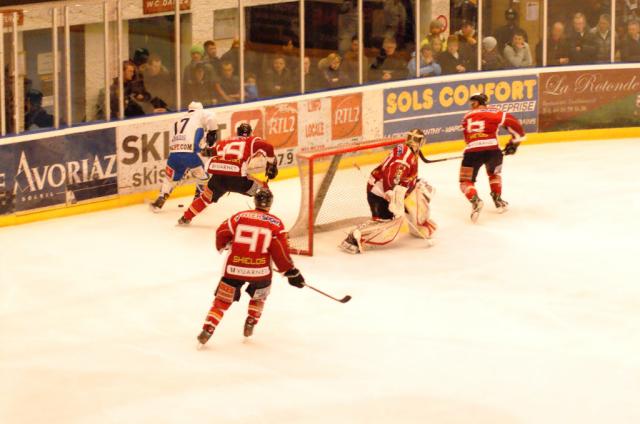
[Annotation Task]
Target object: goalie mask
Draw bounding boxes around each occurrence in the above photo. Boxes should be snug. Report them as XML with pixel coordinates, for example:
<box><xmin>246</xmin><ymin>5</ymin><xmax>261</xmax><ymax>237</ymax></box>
<box><xmin>406</xmin><ymin>128</ymin><xmax>425</xmax><ymax>153</ymax></box>
<box><xmin>254</xmin><ymin>187</ymin><xmax>274</xmax><ymax>211</ymax></box>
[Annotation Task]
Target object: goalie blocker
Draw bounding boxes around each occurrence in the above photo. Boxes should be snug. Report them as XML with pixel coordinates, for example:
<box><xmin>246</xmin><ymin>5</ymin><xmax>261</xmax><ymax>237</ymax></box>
<box><xmin>340</xmin><ymin>129</ymin><xmax>437</xmax><ymax>254</ymax></box>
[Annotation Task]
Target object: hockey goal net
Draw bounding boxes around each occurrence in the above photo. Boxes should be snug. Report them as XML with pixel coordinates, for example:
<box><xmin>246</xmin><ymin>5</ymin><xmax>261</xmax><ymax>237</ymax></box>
<box><xmin>287</xmin><ymin>138</ymin><xmax>404</xmax><ymax>255</ymax></box>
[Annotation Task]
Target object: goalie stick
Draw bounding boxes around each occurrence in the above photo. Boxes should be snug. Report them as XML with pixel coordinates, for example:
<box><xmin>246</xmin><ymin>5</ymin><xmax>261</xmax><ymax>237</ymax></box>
<box><xmin>418</xmin><ymin>149</ymin><xmax>462</xmax><ymax>164</ymax></box>
<box><xmin>303</xmin><ymin>283</ymin><xmax>352</xmax><ymax>304</ymax></box>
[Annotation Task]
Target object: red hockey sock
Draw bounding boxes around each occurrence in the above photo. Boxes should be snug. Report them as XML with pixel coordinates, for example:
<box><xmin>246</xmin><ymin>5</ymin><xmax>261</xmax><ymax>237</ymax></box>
<box><xmin>488</xmin><ymin>174</ymin><xmax>502</xmax><ymax>195</ymax></box>
<box><xmin>248</xmin><ymin>299</ymin><xmax>265</xmax><ymax>322</ymax></box>
<box><xmin>184</xmin><ymin>196</ymin><xmax>208</xmax><ymax>220</ymax></box>
<box><xmin>460</xmin><ymin>181</ymin><xmax>478</xmax><ymax>201</ymax></box>
<box><xmin>203</xmin><ymin>297</ymin><xmax>232</xmax><ymax>330</ymax></box>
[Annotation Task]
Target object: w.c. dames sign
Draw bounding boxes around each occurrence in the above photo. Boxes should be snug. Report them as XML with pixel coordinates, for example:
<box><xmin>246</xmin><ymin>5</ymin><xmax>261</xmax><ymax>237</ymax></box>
<box><xmin>539</xmin><ymin>69</ymin><xmax>640</xmax><ymax>131</ymax></box>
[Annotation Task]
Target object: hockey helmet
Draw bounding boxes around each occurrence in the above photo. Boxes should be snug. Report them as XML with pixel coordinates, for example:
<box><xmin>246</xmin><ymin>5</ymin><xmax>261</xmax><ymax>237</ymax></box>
<box><xmin>237</xmin><ymin>122</ymin><xmax>252</xmax><ymax>137</ymax></box>
<box><xmin>254</xmin><ymin>187</ymin><xmax>274</xmax><ymax>211</ymax></box>
<box><xmin>406</xmin><ymin>128</ymin><xmax>425</xmax><ymax>152</ymax></box>
<box><xmin>469</xmin><ymin>93</ymin><xmax>488</xmax><ymax>106</ymax></box>
<box><xmin>188</xmin><ymin>101</ymin><xmax>204</xmax><ymax>111</ymax></box>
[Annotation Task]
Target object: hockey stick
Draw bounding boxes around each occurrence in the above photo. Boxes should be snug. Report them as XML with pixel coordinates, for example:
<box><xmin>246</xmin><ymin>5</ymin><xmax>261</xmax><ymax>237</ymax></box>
<box><xmin>418</xmin><ymin>150</ymin><xmax>462</xmax><ymax>164</ymax></box>
<box><xmin>303</xmin><ymin>283</ymin><xmax>352</xmax><ymax>304</ymax></box>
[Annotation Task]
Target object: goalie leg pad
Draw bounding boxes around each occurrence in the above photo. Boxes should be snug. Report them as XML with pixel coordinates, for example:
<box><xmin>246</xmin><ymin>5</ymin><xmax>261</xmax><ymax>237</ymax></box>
<box><xmin>405</xmin><ymin>189</ymin><xmax>437</xmax><ymax>238</ymax></box>
<box><xmin>354</xmin><ymin>218</ymin><xmax>404</xmax><ymax>250</ymax></box>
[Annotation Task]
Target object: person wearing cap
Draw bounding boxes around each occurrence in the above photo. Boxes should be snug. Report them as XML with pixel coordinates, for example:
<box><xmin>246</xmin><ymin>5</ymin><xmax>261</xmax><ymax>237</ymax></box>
<box><xmin>407</xmin><ymin>41</ymin><xmax>442</xmax><ymax>77</ymax></box>
<box><xmin>24</xmin><ymin>89</ymin><xmax>53</xmax><ymax>130</ymax></box>
<box><xmin>182</xmin><ymin>44</ymin><xmax>214</xmax><ymax>104</ymax></box>
<box><xmin>456</xmin><ymin>20</ymin><xmax>478</xmax><ymax>70</ymax></box>
<box><xmin>494</xmin><ymin>8</ymin><xmax>528</xmax><ymax>53</ymax></box>
<box><xmin>481</xmin><ymin>36</ymin><xmax>506</xmax><ymax>71</ymax></box>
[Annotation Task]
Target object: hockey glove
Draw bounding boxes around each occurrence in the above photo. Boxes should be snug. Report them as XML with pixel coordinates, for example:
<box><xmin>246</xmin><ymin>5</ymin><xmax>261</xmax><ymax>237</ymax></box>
<box><xmin>206</xmin><ymin>130</ymin><xmax>218</xmax><ymax>147</ymax></box>
<box><xmin>266</xmin><ymin>161</ymin><xmax>279</xmax><ymax>180</ymax></box>
<box><xmin>201</xmin><ymin>146</ymin><xmax>215</xmax><ymax>157</ymax></box>
<box><xmin>284</xmin><ymin>268</ymin><xmax>305</xmax><ymax>288</ymax></box>
<box><xmin>504</xmin><ymin>140</ymin><xmax>520</xmax><ymax>155</ymax></box>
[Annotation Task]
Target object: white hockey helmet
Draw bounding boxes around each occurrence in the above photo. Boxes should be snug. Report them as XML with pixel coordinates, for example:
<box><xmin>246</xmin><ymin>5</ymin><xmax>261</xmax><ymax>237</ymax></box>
<box><xmin>188</xmin><ymin>101</ymin><xmax>204</xmax><ymax>111</ymax></box>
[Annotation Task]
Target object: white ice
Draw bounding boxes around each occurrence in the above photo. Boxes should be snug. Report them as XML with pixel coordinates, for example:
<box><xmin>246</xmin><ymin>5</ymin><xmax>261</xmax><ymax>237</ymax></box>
<box><xmin>1</xmin><ymin>139</ymin><xmax>639</xmax><ymax>424</ymax></box>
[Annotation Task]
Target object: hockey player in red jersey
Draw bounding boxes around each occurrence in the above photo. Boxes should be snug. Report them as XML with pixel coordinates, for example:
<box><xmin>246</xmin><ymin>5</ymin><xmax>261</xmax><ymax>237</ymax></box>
<box><xmin>178</xmin><ymin>123</ymin><xmax>279</xmax><ymax>225</ymax></box>
<box><xmin>197</xmin><ymin>187</ymin><xmax>305</xmax><ymax>346</ymax></box>
<box><xmin>340</xmin><ymin>129</ymin><xmax>437</xmax><ymax>254</ymax></box>
<box><xmin>460</xmin><ymin>93</ymin><xmax>525</xmax><ymax>222</ymax></box>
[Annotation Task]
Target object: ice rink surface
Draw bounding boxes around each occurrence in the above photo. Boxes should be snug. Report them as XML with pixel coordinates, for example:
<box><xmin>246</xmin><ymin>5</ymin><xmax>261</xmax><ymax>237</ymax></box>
<box><xmin>1</xmin><ymin>139</ymin><xmax>640</xmax><ymax>424</ymax></box>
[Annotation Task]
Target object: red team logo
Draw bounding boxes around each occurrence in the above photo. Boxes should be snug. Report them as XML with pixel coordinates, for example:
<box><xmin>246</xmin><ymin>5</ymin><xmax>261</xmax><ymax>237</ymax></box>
<box><xmin>331</xmin><ymin>93</ymin><xmax>362</xmax><ymax>140</ymax></box>
<box><xmin>266</xmin><ymin>103</ymin><xmax>298</xmax><ymax>149</ymax></box>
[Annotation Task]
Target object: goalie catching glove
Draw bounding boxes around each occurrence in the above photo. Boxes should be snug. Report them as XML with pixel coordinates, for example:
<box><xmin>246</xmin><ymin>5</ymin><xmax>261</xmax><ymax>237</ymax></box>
<box><xmin>284</xmin><ymin>268</ymin><xmax>305</xmax><ymax>288</ymax></box>
<box><xmin>504</xmin><ymin>140</ymin><xmax>519</xmax><ymax>155</ymax></box>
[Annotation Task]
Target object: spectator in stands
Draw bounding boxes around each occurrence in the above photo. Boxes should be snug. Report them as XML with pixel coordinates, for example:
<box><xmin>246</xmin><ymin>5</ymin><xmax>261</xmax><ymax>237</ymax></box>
<box><xmin>621</xmin><ymin>0</ymin><xmax>639</xmax><ymax>24</ymax></box>
<box><xmin>481</xmin><ymin>36</ymin><xmax>506</xmax><ymax>71</ymax></box>
<box><xmin>183</xmin><ymin>62</ymin><xmax>216</xmax><ymax>106</ymax></box>
<box><xmin>204</xmin><ymin>40</ymin><xmax>222</xmax><ymax>77</ymax></box>
<box><xmin>422</xmin><ymin>19</ymin><xmax>448</xmax><ymax>53</ymax></box>
<box><xmin>183</xmin><ymin>44</ymin><xmax>206</xmax><ymax>91</ymax></box>
<box><xmin>143</xmin><ymin>54</ymin><xmax>173</xmax><ymax>110</ymax></box>
<box><xmin>245</xmin><ymin>73</ymin><xmax>259</xmax><ymax>100</ymax></box>
<box><xmin>260</xmin><ymin>55</ymin><xmax>295</xmax><ymax>97</ymax></box>
<box><xmin>620</xmin><ymin>20</ymin><xmax>640</xmax><ymax>61</ymax></box>
<box><xmin>537</xmin><ymin>21</ymin><xmax>570</xmax><ymax>66</ymax></box>
<box><xmin>368</xmin><ymin>37</ymin><xmax>408</xmax><ymax>82</ymax></box>
<box><xmin>407</xmin><ymin>42</ymin><xmax>442</xmax><ymax>77</ymax></box>
<box><xmin>342</xmin><ymin>36</ymin><xmax>368</xmax><ymax>83</ymax></box>
<box><xmin>318</xmin><ymin>53</ymin><xmax>351</xmax><ymax>89</ymax></box>
<box><xmin>584</xmin><ymin>0</ymin><xmax>609</xmax><ymax>28</ymax></box>
<box><xmin>98</xmin><ymin>60</ymin><xmax>150</xmax><ymax>120</ymax></box>
<box><xmin>132</xmin><ymin>47</ymin><xmax>150</xmax><ymax>74</ymax></box>
<box><xmin>567</xmin><ymin>12</ymin><xmax>597</xmax><ymax>64</ymax></box>
<box><xmin>495</xmin><ymin>8</ymin><xmax>529</xmax><ymax>53</ymax></box>
<box><xmin>456</xmin><ymin>20</ymin><xmax>478</xmax><ymax>70</ymax></box>
<box><xmin>383</xmin><ymin>0</ymin><xmax>407</xmax><ymax>46</ymax></box>
<box><xmin>221</xmin><ymin>38</ymin><xmax>240</xmax><ymax>76</ymax></box>
<box><xmin>24</xmin><ymin>89</ymin><xmax>53</xmax><ymax>130</ymax></box>
<box><xmin>303</xmin><ymin>56</ymin><xmax>321</xmax><ymax>91</ymax></box>
<box><xmin>439</xmin><ymin>35</ymin><xmax>467</xmax><ymax>75</ymax></box>
<box><xmin>281</xmin><ymin>36</ymin><xmax>300</xmax><ymax>76</ymax></box>
<box><xmin>338</xmin><ymin>0</ymin><xmax>358</xmax><ymax>54</ymax></box>
<box><xmin>430</xmin><ymin>37</ymin><xmax>444</xmax><ymax>59</ymax></box>
<box><xmin>591</xmin><ymin>14</ymin><xmax>612</xmax><ymax>63</ymax></box>
<box><xmin>214</xmin><ymin>62</ymin><xmax>241</xmax><ymax>104</ymax></box>
<box><xmin>504</xmin><ymin>29</ymin><xmax>533</xmax><ymax>68</ymax></box>
<box><xmin>451</xmin><ymin>0</ymin><xmax>478</xmax><ymax>32</ymax></box>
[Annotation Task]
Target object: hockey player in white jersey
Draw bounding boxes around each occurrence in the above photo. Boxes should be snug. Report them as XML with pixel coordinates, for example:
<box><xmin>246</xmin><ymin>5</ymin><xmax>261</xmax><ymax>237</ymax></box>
<box><xmin>150</xmin><ymin>101</ymin><xmax>218</xmax><ymax>211</ymax></box>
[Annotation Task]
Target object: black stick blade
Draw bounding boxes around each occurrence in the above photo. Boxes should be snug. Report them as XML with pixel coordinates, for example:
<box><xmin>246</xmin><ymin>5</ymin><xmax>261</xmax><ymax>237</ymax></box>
<box><xmin>340</xmin><ymin>295</ymin><xmax>352</xmax><ymax>303</ymax></box>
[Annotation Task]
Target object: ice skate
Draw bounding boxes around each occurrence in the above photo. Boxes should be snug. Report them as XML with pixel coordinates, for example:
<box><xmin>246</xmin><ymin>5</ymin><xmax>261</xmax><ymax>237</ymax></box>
<box><xmin>243</xmin><ymin>316</ymin><xmax>258</xmax><ymax>337</ymax></box>
<box><xmin>177</xmin><ymin>216</ymin><xmax>191</xmax><ymax>226</ymax></box>
<box><xmin>491</xmin><ymin>192</ymin><xmax>509</xmax><ymax>213</ymax></box>
<box><xmin>150</xmin><ymin>194</ymin><xmax>168</xmax><ymax>212</ymax></box>
<box><xmin>339</xmin><ymin>232</ymin><xmax>361</xmax><ymax>254</ymax></box>
<box><xmin>197</xmin><ymin>325</ymin><xmax>214</xmax><ymax>346</ymax></box>
<box><xmin>470</xmin><ymin>195</ymin><xmax>484</xmax><ymax>223</ymax></box>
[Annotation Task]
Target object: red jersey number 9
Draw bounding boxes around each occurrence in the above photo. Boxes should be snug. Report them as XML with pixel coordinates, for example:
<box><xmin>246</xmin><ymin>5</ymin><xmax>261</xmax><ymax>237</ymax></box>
<box><xmin>220</xmin><ymin>141</ymin><xmax>246</xmax><ymax>160</ymax></box>
<box><xmin>466</xmin><ymin>119</ymin><xmax>486</xmax><ymax>133</ymax></box>
<box><xmin>235</xmin><ymin>224</ymin><xmax>272</xmax><ymax>253</ymax></box>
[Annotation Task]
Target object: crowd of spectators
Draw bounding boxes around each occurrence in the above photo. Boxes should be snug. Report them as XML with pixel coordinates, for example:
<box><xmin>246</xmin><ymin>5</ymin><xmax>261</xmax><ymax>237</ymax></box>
<box><xmin>11</xmin><ymin>1</ymin><xmax>639</xmax><ymax>129</ymax></box>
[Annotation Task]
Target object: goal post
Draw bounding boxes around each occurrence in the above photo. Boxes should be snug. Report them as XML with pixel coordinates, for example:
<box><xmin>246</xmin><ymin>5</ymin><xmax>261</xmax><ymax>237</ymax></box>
<box><xmin>287</xmin><ymin>138</ymin><xmax>404</xmax><ymax>256</ymax></box>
